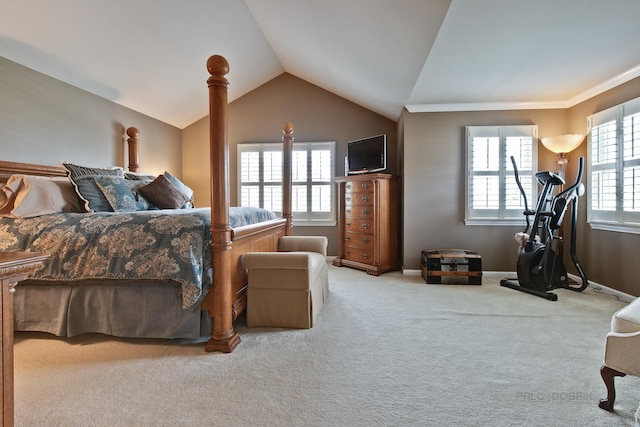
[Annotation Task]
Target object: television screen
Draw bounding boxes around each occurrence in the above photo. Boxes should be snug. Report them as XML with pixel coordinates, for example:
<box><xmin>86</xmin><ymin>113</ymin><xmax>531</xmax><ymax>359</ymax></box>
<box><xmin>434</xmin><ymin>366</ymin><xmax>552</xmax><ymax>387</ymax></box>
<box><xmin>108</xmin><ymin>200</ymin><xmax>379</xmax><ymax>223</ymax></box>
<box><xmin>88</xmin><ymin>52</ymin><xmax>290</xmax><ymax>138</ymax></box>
<box><xmin>347</xmin><ymin>134</ymin><xmax>387</xmax><ymax>175</ymax></box>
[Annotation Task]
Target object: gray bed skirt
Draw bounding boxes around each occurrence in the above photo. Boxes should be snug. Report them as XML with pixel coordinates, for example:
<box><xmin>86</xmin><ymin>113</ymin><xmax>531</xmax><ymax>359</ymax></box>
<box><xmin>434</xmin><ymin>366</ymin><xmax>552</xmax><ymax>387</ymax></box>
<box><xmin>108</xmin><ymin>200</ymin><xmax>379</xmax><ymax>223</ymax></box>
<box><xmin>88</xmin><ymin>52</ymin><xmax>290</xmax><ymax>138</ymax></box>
<box><xmin>13</xmin><ymin>280</ymin><xmax>212</xmax><ymax>339</ymax></box>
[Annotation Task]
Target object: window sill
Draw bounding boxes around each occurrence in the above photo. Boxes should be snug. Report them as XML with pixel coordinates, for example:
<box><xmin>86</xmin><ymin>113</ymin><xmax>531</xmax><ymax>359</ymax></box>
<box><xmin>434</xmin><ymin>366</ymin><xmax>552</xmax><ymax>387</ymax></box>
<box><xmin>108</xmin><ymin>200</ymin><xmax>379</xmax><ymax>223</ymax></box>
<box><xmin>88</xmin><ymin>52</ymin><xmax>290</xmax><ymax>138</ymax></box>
<box><xmin>465</xmin><ymin>218</ymin><xmax>528</xmax><ymax>227</ymax></box>
<box><xmin>588</xmin><ymin>221</ymin><xmax>640</xmax><ymax>235</ymax></box>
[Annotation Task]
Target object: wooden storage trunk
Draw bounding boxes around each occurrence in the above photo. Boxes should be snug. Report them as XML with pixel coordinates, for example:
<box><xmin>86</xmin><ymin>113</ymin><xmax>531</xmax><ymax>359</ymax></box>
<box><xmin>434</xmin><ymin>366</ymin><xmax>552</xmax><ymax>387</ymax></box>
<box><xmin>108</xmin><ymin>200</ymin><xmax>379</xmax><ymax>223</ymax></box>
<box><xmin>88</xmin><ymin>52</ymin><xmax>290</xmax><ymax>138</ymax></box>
<box><xmin>421</xmin><ymin>249</ymin><xmax>482</xmax><ymax>285</ymax></box>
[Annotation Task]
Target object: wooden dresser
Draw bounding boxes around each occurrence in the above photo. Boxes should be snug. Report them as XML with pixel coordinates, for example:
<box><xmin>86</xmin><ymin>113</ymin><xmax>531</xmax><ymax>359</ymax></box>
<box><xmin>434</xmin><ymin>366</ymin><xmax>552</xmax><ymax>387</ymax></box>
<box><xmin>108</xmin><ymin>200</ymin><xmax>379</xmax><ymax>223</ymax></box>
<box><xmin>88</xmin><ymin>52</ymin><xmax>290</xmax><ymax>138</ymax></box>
<box><xmin>1</xmin><ymin>252</ymin><xmax>49</xmax><ymax>426</ymax></box>
<box><xmin>333</xmin><ymin>174</ymin><xmax>399</xmax><ymax>275</ymax></box>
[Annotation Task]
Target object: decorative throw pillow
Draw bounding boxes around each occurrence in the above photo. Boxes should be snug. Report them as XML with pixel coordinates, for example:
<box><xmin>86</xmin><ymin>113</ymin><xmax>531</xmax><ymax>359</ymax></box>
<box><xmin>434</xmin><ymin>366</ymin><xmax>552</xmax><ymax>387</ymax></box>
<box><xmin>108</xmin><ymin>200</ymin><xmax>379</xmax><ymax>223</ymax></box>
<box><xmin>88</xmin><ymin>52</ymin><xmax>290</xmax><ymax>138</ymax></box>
<box><xmin>60</xmin><ymin>162</ymin><xmax>124</xmax><ymax>212</ymax></box>
<box><xmin>72</xmin><ymin>177</ymin><xmax>113</xmax><ymax>212</ymax></box>
<box><xmin>124</xmin><ymin>171</ymin><xmax>157</xmax><ymax>181</ymax></box>
<box><xmin>138</xmin><ymin>174</ymin><xmax>190</xmax><ymax>209</ymax></box>
<box><xmin>164</xmin><ymin>171</ymin><xmax>194</xmax><ymax>208</ymax></box>
<box><xmin>93</xmin><ymin>175</ymin><xmax>152</xmax><ymax>212</ymax></box>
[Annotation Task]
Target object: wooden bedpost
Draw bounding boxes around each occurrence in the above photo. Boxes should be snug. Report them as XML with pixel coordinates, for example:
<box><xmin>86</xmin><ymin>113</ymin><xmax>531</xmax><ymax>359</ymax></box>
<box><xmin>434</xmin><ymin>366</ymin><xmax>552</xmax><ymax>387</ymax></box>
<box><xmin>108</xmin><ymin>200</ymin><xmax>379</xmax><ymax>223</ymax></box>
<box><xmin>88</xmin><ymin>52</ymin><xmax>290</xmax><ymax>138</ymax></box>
<box><xmin>204</xmin><ymin>55</ymin><xmax>240</xmax><ymax>353</ymax></box>
<box><xmin>282</xmin><ymin>122</ymin><xmax>294</xmax><ymax>235</ymax></box>
<box><xmin>126</xmin><ymin>127</ymin><xmax>140</xmax><ymax>172</ymax></box>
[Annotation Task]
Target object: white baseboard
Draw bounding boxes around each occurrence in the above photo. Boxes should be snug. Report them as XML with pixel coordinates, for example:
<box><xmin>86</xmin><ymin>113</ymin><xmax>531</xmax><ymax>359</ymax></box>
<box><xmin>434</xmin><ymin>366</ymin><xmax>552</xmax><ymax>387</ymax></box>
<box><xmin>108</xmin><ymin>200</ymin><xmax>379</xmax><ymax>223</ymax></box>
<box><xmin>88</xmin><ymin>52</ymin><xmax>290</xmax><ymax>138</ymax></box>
<box><xmin>401</xmin><ymin>268</ymin><xmax>635</xmax><ymax>303</ymax></box>
<box><xmin>568</xmin><ymin>273</ymin><xmax>636</xmax><ymax>303</ymax></box>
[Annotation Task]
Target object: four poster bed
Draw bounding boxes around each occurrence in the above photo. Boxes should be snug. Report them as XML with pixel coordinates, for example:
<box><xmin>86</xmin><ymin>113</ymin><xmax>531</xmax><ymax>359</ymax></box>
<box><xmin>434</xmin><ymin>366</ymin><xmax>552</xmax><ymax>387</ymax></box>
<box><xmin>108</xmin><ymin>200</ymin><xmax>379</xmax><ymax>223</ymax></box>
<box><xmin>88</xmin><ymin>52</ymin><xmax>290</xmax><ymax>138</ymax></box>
<box><xmin>0</xmin><ymin>55</ymin><xmax>292</xmax><ymax>353</ymax></box>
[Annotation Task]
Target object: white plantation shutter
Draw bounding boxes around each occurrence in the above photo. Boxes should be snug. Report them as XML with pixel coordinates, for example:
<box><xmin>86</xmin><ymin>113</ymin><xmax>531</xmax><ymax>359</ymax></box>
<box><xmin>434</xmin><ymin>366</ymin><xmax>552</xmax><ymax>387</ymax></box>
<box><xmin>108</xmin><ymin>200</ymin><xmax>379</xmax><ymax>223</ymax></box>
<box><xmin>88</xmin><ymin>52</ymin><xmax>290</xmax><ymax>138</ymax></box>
<box><xmin>292</xmin><ymin>143</ymin><xmax>334</xmax><ymax>221</ymax></box>
<box><xmin>238</xmin><ymin>141</ymin><xmax>335</xmax><ymax>224</ymax></box>
<box><xmin>466</xmin><ymin>125</ymin><xmax>537</xmax><ymax>225</ymax></box>
<box><xmin>623</xmin><ymin>111</ymin><xmax>640</xmax><ymax>218</ymax></box>
<box><xmin>588</xmin><ymin>96</ymin><xmax>640</xmax><ymax>231</ymax></box>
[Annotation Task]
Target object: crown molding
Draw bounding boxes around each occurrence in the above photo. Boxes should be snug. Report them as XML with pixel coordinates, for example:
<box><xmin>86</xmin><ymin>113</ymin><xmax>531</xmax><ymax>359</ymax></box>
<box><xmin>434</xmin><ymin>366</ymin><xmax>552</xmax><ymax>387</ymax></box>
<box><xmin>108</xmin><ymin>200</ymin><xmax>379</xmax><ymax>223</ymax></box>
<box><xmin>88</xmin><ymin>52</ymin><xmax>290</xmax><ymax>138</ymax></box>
<box><xmin>405</xmin><ymin>64</ymin><xmax>640</xmax><ymax>113</ymax></box>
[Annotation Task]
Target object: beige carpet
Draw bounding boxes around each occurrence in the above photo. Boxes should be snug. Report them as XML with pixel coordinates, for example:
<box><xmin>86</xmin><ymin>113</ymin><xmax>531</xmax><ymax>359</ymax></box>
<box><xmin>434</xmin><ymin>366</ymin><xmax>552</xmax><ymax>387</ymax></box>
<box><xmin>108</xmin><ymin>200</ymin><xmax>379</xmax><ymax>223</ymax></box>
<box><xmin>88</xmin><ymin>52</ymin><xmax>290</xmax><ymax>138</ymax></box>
<box><xmin>13</xmin><ymin>265</ymin><xmax>639</xmax><ymax>426</ymax></box>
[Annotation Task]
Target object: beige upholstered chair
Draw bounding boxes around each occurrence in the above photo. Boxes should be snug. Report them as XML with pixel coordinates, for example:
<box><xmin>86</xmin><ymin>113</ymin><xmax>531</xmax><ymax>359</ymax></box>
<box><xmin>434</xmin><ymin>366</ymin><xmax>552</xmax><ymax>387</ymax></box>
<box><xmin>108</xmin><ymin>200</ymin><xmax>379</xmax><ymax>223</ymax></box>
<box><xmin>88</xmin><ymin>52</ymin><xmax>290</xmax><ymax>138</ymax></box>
<box><xmin>244</xmin><ymin>236</ymin><xmax>329</xmax><ymax>329</ymax></box>
<box><xmin>599</xmin><ymin>297</ymin><xmax>640</xmax><ymax>411</ymax></box>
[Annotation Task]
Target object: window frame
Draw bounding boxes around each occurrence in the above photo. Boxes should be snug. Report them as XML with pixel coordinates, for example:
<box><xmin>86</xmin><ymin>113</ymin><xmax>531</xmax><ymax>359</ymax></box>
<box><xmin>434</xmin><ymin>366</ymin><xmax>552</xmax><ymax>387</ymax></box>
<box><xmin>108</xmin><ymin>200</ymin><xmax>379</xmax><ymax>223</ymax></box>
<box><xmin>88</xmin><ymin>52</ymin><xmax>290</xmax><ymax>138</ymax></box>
<box><xmin>587</xmin><ymin>95</ymin><xmax>640</xmax><ymax>234</ymax></box>
<box><xmin>237</xmin><ymin>141</ymin><xmax>336</xmax><ymax>226</ymax></box>
<box><xmin>465</xmin><ymin>125</ymin><xmax>538</xmax><ymax>226</ymax></box>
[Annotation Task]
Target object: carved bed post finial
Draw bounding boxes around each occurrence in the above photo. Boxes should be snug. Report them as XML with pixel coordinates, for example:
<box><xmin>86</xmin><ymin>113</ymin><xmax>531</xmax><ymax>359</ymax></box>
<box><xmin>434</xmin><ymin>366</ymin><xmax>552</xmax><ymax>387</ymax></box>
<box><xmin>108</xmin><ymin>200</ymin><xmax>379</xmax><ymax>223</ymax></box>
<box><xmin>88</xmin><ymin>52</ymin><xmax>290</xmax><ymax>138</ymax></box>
<box><xmin>204</xmin><ymin>54</ymin><xmax>240</xmax><ymax>354</ymax></box>
<box><xmin>126</xmin><ymin>127</ymin><xmax>140</xmax><ymax>172</ymax></box>
<box><xmin>282</xmin><ymin>122</ymin><xmax>294</xmax><ymax>235</ymax></box>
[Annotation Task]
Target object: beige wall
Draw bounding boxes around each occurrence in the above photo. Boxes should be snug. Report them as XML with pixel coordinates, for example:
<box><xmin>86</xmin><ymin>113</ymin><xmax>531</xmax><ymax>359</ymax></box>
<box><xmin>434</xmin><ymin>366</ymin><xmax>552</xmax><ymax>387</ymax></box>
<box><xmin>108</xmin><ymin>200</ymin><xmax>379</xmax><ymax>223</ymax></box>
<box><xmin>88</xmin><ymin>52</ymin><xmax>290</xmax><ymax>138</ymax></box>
<box><xmin>182</xmin><ymin>73</ymin><xmax>398</xmax><ymax>256</ymax></box>
<box><xmin>401</xmin><ymin>109</ymin><xmax>566</xmax><ymax>271</ymax></box>
<box><xmin>566</xmin><ymin>77</ymin><xmax>640</xmax><ymax>296</ymax></box>
<box><xmin>0</xmin><ymin>57</ymin><xmax>182</xmax><ymax>175</ymax></box>
<box><xmin>401</xmin><ymin>76</ymin><xmax>640</xmax><ymax>296</ymax></box>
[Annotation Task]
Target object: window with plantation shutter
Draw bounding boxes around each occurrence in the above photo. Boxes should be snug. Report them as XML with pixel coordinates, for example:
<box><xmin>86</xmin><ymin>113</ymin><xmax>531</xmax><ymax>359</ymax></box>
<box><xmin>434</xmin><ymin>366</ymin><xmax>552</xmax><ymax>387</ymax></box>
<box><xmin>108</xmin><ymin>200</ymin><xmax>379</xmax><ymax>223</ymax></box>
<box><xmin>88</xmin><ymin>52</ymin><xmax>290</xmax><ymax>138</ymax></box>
<box><xmin>587</xmin><ymin>96</ymin><xmax>640</xmax><ymax>233</ymax></box>
<box><xmin>465</xmin><ymin>125</ymin><xmax>538</xmax><ymax>225</ymax></box>
<box><xmin>238</xmin><ymin>141</ymin><xmax>336</xmax><ymax>225</ymax></box>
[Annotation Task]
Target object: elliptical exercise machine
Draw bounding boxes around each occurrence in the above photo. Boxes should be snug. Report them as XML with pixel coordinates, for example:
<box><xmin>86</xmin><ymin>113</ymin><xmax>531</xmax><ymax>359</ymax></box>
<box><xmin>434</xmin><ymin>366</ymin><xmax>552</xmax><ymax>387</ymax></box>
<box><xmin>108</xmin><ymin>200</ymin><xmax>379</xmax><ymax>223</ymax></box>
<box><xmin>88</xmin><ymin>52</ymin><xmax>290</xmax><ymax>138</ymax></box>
<box><xmin>500</xmin><ymin>156</ymin><xmax>588</xmax><ymax>301</ymax></box>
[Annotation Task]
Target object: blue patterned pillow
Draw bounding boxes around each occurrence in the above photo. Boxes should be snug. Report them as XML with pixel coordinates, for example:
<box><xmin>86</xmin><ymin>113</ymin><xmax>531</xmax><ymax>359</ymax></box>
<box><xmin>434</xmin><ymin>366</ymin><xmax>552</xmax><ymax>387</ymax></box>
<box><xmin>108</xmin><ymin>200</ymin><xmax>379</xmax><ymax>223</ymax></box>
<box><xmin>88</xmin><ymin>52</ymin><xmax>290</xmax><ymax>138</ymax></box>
<box><xmin>93</xmin><ymin>175</ymin><xmax>152</xmax><ymax>212</ymax></box>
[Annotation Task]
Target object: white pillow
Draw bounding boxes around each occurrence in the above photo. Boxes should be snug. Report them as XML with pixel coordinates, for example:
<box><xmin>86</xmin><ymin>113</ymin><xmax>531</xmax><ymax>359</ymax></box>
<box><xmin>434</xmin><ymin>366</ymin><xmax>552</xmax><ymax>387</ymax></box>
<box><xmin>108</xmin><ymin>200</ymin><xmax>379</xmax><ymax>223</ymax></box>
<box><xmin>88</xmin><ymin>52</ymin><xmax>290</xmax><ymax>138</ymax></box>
<box><xmin>0</xmin><ymin>175</ymin><xmax>83</xmax><ymax>218</ymax></box>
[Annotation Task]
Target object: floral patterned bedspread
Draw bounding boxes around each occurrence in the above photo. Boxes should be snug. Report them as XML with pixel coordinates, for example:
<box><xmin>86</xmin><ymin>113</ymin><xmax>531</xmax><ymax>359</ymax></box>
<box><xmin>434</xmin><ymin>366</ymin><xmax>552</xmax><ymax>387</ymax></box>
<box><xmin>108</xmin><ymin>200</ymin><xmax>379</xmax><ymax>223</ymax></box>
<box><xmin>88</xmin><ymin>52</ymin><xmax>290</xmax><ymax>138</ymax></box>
<box><xmin>0</xmin><ymin>207</ymin><xmax>278</xmax><ymax>309</ymax></box>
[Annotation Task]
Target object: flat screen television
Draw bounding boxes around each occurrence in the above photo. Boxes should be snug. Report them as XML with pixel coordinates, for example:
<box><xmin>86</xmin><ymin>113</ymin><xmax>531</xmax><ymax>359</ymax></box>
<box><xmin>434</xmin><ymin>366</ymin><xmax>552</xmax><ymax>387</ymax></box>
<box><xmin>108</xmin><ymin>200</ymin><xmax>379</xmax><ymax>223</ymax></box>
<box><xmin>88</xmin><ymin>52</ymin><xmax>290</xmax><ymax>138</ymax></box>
<box><xmin>347</xmin><ymin>134</ymin><xmax>387</xmax><ymax>175</ymax></box>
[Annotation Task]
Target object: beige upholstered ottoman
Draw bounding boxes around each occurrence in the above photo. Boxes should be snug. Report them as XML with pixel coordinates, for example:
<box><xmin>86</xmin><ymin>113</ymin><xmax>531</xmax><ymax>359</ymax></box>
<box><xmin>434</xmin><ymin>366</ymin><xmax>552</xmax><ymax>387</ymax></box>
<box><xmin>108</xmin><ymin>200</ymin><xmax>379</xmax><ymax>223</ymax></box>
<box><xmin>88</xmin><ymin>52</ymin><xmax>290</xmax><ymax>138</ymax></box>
<box><xmin>245</xmin><ymin>236</ymin><xmax>328</xmax><ymax>329</ymax></box>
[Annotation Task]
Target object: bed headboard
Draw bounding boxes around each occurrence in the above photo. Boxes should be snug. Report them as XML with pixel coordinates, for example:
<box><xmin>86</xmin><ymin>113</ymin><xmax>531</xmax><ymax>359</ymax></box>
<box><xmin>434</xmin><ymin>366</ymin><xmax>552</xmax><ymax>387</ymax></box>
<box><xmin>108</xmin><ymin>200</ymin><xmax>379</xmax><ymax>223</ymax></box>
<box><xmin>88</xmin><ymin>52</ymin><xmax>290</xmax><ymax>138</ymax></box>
<box><xmin>0</xmin><ymin>127</ymin><xmax>141</xmax><ymax>184</ymax></box>
<box><xmin>0</xmin><ymin>161</ymin><xmax>66</xmax><ymax>184</ymax></box>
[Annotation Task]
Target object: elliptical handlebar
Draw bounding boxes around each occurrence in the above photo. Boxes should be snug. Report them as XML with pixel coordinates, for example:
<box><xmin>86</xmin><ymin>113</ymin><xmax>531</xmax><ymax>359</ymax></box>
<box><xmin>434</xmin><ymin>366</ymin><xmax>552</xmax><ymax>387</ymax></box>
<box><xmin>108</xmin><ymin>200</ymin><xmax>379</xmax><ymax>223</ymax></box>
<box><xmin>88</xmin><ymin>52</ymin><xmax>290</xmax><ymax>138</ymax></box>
<box><xmin>558</xmin><ymin>157</ymin><xmax>585</xmax><ymax>199</ymax></box>
<box><xmin>510</xmin><ymin>156</ymin><xmax>530</xmax><ymax>229</ymax></box>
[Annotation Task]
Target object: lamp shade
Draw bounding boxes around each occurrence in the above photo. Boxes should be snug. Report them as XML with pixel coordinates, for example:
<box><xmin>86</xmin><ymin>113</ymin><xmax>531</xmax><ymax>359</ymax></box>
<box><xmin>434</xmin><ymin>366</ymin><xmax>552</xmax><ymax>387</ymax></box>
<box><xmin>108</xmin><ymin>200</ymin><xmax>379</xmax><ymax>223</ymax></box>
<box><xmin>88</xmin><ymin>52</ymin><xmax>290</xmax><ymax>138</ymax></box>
<box><xmin>540</xmin><ymin>134</ymin><xmax>585</xmax><ymax>154</ymax></box>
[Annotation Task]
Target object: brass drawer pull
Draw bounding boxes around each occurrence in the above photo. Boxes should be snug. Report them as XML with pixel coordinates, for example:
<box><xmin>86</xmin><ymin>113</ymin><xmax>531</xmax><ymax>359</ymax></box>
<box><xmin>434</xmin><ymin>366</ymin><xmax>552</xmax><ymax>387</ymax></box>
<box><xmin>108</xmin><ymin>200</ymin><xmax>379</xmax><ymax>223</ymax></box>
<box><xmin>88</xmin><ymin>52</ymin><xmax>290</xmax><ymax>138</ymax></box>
<box><xmin>362</xmin><ymin>196</ymin><xmax>370</xmax><ymax>202</ymax></box>
<box><xmin>362</xmin><ymin>209</ymin><xmax>370</xmax><ymax>215</ymax></box>
<box><xmin>345</xmin><ymin>236</ymin><xmax>351</xmax><ymax>241</ymax></box>
<box><xmin>346</xmin><ymin>183</ymin><xmax>352</xmax><ymax>189</ymax></box>
<box><xmin>345</xmin><ymin>222</ymin><xmax>352</xmax><ymax>227</ymax></box>
<box><xmin>362</xmin><ymin>223</ymin><xmax>370</xmax><ymax>229</ymax></box>
<box><xmin>362</xmin><ymin>238</ymin><xmax>370</xmax><ymax>243</ymax></box>
<box><xmin>346</xmin><ymin>208</ymin><xmax>352</xmax><ymax>214</ymax></box>
<box><xmin>345</xmin><ymin>250</ymin><xmax>351</xmax><ymax>256</ymax></box>
<box><xmin>362</xmin><ymin>253</ymin><xmax>370</xmax><ymax>259</ymax></box>
<box><xmin>346</xmin><ymin>196</ymin><xmax>352</xmax><ymax>202</ymax></box>
<box><xmin>361</xmin><ymin>183</ymin><xmax>370</xmax><ymax>189</ymax></box>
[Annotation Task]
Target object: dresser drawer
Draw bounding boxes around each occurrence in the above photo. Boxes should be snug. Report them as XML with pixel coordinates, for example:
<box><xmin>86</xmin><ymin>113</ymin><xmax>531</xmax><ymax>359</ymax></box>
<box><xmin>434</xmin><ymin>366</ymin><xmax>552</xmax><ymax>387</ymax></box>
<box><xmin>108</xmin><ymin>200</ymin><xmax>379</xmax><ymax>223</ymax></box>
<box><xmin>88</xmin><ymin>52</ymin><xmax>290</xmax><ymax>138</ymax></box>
<box><xmin>344</xmin><ymin>191</ymin><xmax>373</xmax><ymax>206</ymax></box>
<box><xmin>344</xmin><ymin>218</ymin><xmax>374</xmax><ymax>232</ymax></box>
<box><xmin>345</xmin><ymin>180</ymin><xmax>374</xmax><ymax>193</ymax></box>
<box><xmin>344</xmin><ymin>233</ymin><xmax>374</xmax><ymax>249</ymax></box>
<box><xmin>345</xmin><ymin>205</ymin><xmax>374</xmax><ymax>219</ymax></box>
<box><xmin>344</xmin><ymin>247</ymin><xmax>374</xmax><ymax>265</ymax></box>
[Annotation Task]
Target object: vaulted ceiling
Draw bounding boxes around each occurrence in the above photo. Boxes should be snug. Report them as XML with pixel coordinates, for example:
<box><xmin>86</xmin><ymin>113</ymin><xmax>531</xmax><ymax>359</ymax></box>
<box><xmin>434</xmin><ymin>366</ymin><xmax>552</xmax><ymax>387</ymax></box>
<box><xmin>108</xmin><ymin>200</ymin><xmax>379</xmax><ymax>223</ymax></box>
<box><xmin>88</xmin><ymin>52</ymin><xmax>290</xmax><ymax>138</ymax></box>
<box><xmin>2</xmin><ymin>0</ymin><xmax>640</xmax><ymax>129</ymax></box>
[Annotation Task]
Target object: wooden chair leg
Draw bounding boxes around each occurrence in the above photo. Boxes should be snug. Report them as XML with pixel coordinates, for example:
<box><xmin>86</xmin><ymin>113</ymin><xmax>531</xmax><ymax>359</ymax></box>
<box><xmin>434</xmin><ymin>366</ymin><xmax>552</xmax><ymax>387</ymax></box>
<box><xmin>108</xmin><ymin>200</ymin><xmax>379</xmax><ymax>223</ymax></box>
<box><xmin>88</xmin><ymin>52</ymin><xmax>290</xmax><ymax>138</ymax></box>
<box><xmin>599</xmin><ymin>365</ymin><xmax>626</xmax><ymax>411</ymax></box>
